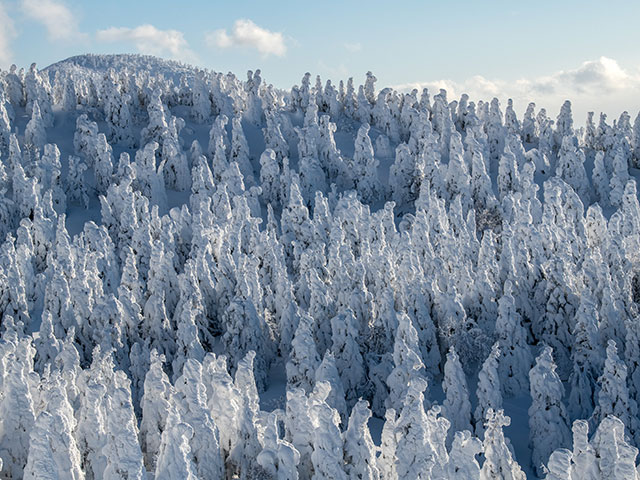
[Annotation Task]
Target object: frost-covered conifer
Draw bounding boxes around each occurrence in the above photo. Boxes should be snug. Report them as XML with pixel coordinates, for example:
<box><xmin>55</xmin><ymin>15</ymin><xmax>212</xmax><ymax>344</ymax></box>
<box><xmin>5</xmin><ymin>65</ymin><xmax>25</xmax><ymax>108</ymax></box>
<box><xmin>0</xmin><ymin>89</ymin><xmax>11</xmax><ymax>157</ymax></box>
<box><xmin>286</xmin><ymin>313</ymin><xmax>320</xmax><ymax>393</ymax></box>
<box><xmin>94</xmin><ymin>133</ymin><xmax>114</xmax><ymax>195</ymax></box>
<box><xmin>445</xmin><ymin>430</ymin><xmax>483</xmax><ymax>480</ymax></box>
<box><xmin>443</xmin><ymin>347</ymin><xmax>472</xmax><ymax>441</ymax></box>
<box><xmin>590</xmin><ymin>415</ymin><xmax>640</xmax><ymax>480</ymax></box>
<box><xmin>556</xmin><ymin>136</ymin><xmax>590</xmax><ymax>203</ymax></box>
<box><xmin>584</xmin><ymin>111</ymin><xmax>597</xmax><ymax>149</ymax></box>
<box><xmin>162</xmin><ymin>135</ymin><xmax>190</xmax><ymax>191</ymax></box>
<box><xmin>566</xmin><ymin>420</ymin><xmax>598</xmax><ymax>479</ymax></box>
<box><xmin>102</xmin><ymin>385</ymin><xmax>146</xmax><ymax>480</ymax></box>
<box><xmin>229</xmin><ymin>352</ymin><xmax>265</xmax><ymax>479</ymax></box>
<box><xmin>395</xmin><ymin>378</ymin><xmax>450</xmax><ymax>479</ymax></box>
<box><xmin>504</xmin><ymin>99</ymin><xmax>520</xmax><ymax>135</ymax></box>
<box><xmin>23</xmin><ymin>395</ymin><xmax>84</xmax><ymax>480</ymax></box>
<box><xmin>257</xmin><ymin>411</ymin><xmax>301</xmax><ymax>480</ymax></box>
<box><xmin>529</xmin><ymin>347</ymin><xmax>571</xmax><ymax>476</ymax></box>
<box><xmin>221</xmin><ymin>292</ymin><xmax>270</xmax><ymax>391</ymax></box>
<box><xmin>592</xmin><ymin>151</ymin><xmax>609</xmax><ymax>205</ymax></box>
<box><xmin>315</xmin><ymin>352</ymin><xmax>347</xmax><ymax>425</ymax></box>
<box><xmin>351</xmin><ymin>123</ymin><xmax>382</xmax><ymax>203</ymax></box>
<box><xmin>25</xmin><ymin>63</ymin><xmax>52</xmax><ymax>122</ymax></box>
<box><xmin>140</xmin><ymin>350</ymin><xmax>173</xmax><ymax>472</ymax></box>
<box><xmin>486</xmin><ymin>98</ymin><xmax>505</xmax><ymax>161</ymax></box>
<box><xmin>308</xmin><ymin>382</ymin><xmax>347</xmax><ymax>480</ymax></box>
<box><xmin>480</xmin><ymin>409</ymin><xmax>526</xmax><ymax>480</ymax></box>
<box><xmin>377</xmin><ymin>408</ymin><xmax>398</xmax><ymax>480</ymax></box>
<box><xmin>154</xmin><ymin>407</ymin><xmax>198</xmax><ymax>480</ymax></box>
<box><xmin>285</xmin><ymin>388</ymin><xmax>315</xmax><ymax>478</ymax></box>
<box><xmin>0</xmin><ymin>350</ymin><xmax>36</xmax><ymax>479</ymax></box>
<box><xmin>475</xmin><ymin>343</ymin><xmax>502</xmax><ymax>437</ymax></box>
<box><xmin>190</xmin><ymin>72</ymin><xmax>211</xmax><ymax>123</ymax></box>
<box><xmin>67</xmin><ymin>155</ymin><xmax>90</xmax><ymax>208</ymax></box>
<box><xmin>445</xmin><ymin>131</ymin><xmax>471</xmax><ymax>206</ymax></box>
<box><xmin>495</xmin><ymin>281</ymin><xmax>532</xmax><ymax>397</ymax></box>
<box><xmin>140</xmin><ymin>89</ymin><xmax>170</xmax><ymax>147</ymax></box>
<box><xmin>263</xmin><ymin>110</ymin><xmax>289</xmax><ymax>161</ymax></box>
<box><xmin>344</xmin><ymin>400</ymin><xmax>380</xmax><ymax>480</ymax></box>
<box><xmin>24</xmin><ymin>99</ymin><xmax>46</xmax><ymax>152</ymax></box>
<box><xmin>330</xmin><ymin>309</ymin><xmax>365</xmax><ymax>408</ymax></box>
<box><xmin>568</xmin><ymin>296</ymin><xmax>602</xmax><ymax>421</ymax></box>
<box><xmin>609</xmin><ymin>147</ymin><xmax>631</xmax><ymax>207</ymax></box>
<box><xmin>522</xmin><ymin>102</ymin><xmax>538</xmax><ymax>144</ymax></box>
<box><xmin>260</xmin><ymin>148</ymin><xmax>281</xmax><ymax>208</ymax></box>
<box><xmin>102</xmin><ymin>72</ymin><xmax>134</xmax><ymax>147</ymax></box>
<box><xmin>593</xmin><ymin>340</ymin><xmax>640</xmax><ymax>442</ymax></box>
<box><xmin>356</xmin><ymin>85</ymin><xmax>372</xmax><ymax>124</ymax></box>
<box><xmin>555</xmin><ymin>100</ymin><xmax>574</xmax><ymax>147</ymax></box>
<box><xmin>297</xmin><ymin>127</ymin><xmax>327</xmax><ymax>203</ymax></box>
<box><xmin>385</xmin><ymin>312</ymin><xmax>426</xmax><ymax>412</ymax></box>
<box><xmin>172</xmin><ymin>301</ymin><xmax>206</xmax><ymax>380</ymax></box>
<box><xmin>134</xmin><ymin>141</ymin><xmax>167</xmax><ymax>210</ymax></box>
<box><xmin>543</xmin><ymin>449</ymin><xmax>573</xmax><ymax>480</ymax></box>
<box><xmin>202</xmin><ymin>354</ymin><xmax>241</xmax><ymax>456</ymax></box>
<box><xmin>174</xmin><ymin>358</ymin><xmax>225</xmax><ymax>479</ymax></box>
<box><xmin>231</xmin><ymin>116</ymin><xmax>255</xmax><ymax>186</ymax></box>
<box><xmin>498</xmin><ymin>145</ymin><xmax>520</xmax><ymax>199</ymax></box>
<box><xmin>209</xmin><ymin>114</ymin><xmax>229</xmax><ymax>179</ymax></box>
<box><xmin>471</xmin><ymin>148</ymin><xmax>497</xmax><ymax>211</ymax></box>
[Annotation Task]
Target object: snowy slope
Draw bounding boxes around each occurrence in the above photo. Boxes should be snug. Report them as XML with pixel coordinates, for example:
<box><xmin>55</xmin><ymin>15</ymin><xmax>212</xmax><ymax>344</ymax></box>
<box><xmin>0</xmin><ymin>54</ymin><xmax>638</xmax><ymax>479</ymax></box>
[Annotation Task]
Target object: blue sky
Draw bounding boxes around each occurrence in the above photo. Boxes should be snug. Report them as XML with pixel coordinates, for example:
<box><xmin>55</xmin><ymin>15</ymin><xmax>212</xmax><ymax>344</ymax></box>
<box><xmin>2</xmin><ymin>0</ymin><xmax>640</xmax><ymax>122</ymax></box>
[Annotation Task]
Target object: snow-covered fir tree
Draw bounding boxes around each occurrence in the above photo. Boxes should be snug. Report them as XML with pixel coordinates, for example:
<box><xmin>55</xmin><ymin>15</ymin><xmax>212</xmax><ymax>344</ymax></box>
<box><xmin>529</xmin><ymin>347</ymin><xmax>571</xmax><ymax>476</ymax></box>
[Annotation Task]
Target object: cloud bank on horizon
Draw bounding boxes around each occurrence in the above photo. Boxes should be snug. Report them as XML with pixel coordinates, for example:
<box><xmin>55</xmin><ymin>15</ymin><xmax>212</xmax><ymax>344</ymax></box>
<box><xmin>1</xmin><ymin>0</ymin><xmax>639</xmax><ymax>122</ymax></box>
<box><xmin>394</xmin><ymin>57</ymin><xmax>640</xmax><ymax>123</ymax></box>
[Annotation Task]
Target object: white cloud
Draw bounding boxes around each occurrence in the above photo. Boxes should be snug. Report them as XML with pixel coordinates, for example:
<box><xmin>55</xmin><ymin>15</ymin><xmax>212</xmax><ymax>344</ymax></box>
<box><xmin>206</xmin><ymin>19</ymin><xmax>286</xmax><ymax>57</ymax></box>
<box><xmin>394</xmin><ymin>57</ymin><xmax>640</xmax><ymax>123</ymax></box>
<box><xmin>0</xmin><ymin>2</ymin><xmax>15</xmax><ymax>66</ymax></box>
<box><xmin>529</xmin><ymin>57</ymin><xmax>636</xmax><ymax>95</ymax></box>
<box><xmin>96</xmin><ymin>25</ymin><xmax>196</xmax><ymax>62</ymax></box>
<box><xmin>344</xmin><ymin>42</ymin><xmax>362</xmax><ymax>53</ymax></box>
<box><xmin>21</xmin><ymin>0</ymin><xmax>83</xmax><ymax>40</ymax></box>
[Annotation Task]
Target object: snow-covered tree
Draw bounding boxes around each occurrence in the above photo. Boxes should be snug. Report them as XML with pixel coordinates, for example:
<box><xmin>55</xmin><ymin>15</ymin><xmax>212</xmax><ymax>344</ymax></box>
<box><xmin>315</xmin><ymin>352</ymin><xmax>347</xmax><ymax>425</ymax></box>
<box><xmin>154</xmin><ymin>407</ymin><xmax>198</xmax><ymax>480</ymax></box>
<box><xmin>330</xmin><ymin>308</ymin><xmax>365</xmax><ymax>408</ymax></box>
<box><xmin>568</xmin><ymin>296</ymin><xmax>602</xmax><ymax>421</ymax></box>
<box><xmin>287</xmin><ymin>313</ymin><xmax>320</xmax><ymax>393</ymax></box>
<box><xmin>140</xmin><ymin>350</ymin><xmax>173</xmax><ymax>472</ymax></box>
<box><xmin>102</xmin><ymin>385</ymin><xmax>146</xmax><ymax>480</ymax></box>
<box><xmin>309</xmin><ymin>382</ymin><xmax>347</xmax><ymax>480</ymax></box>
<box><xmin>590</xmin><ymin>415</ymin><xmax>640</xmax><ymax>480</ymax></box>
<box><xmin>529</xmin><ymin>346</ymin><xmax>571</xmax><ymax>476</ymax></box>
<box><xmin>0</xmin><ymin>350</ymin><xmax>36</xmax><ymax>479</ymax></box>
<box><xmin>350</xmin><ymin>123</ymin><xmax>382</xmax><ymax>203</ymax></box>
<box><xmin>386</xmin><ymin>312</ymin><xmax>426</xmax><ymax>412</ymax></box>
<box><xmin>593</xmin><ymin>340</ymin><xmax>640</xmax><ymax>443</ymax></box>
<box><xmin>480</xmin><ymin>409</ymin><xmax>526</xmax><ymax>480</ymax></box>
<box><xmin>495</xmin><ymin>281</ymin><xmax>532</xmax><ymax>397</ymax></box>
<box><xmin>24</xmin><ymin>99</ymin><xmax>46</xmax><ymax>152</ymax></box>
<box><xmin>555</xmin><ymin>136</ymin><xmax>589</xmax><ymax>203</ymax></box>
<box><xmin>445</xmin><ymin>430</ymin><xmax>482</xmax><ymax>480</ymax></box>
<box><xmin>475</xmin><ymin>343</ymin><xmax>502</xmax><ymax>438</ymax></box>
<box><xmin>343</xmin><ymin>400</ymin><xmax>380</xmax><ymax>480</ymax></box>
<box><xmin>443</xmin><ymin>347</ymin><xmax>472</xmax><ymax>441</ymax></box>
<box><xmin>174</xmin><ymin>358</ymin><xmax>225</xmax><ymax>479</ymax></box>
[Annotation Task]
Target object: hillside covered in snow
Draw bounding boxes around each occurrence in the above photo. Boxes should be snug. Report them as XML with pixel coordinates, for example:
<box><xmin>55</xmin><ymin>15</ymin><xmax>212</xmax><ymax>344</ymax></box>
<box><xmin>0</xmin><ymin>53</ymin><xmax>639</xmax><ymax>478</ymax></box>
